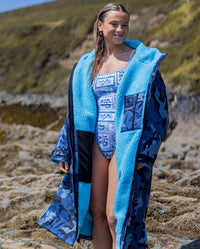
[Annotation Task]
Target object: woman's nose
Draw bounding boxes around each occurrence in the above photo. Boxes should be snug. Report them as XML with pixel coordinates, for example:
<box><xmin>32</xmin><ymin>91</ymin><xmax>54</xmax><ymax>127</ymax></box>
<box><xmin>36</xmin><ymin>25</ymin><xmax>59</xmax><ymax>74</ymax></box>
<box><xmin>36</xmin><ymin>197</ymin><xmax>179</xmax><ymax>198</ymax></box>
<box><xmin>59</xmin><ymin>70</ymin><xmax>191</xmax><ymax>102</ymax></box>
<box><xmin>116</xmin><ymin>25</ymin><xmax>123</xmax><ymax>32</ymax></box>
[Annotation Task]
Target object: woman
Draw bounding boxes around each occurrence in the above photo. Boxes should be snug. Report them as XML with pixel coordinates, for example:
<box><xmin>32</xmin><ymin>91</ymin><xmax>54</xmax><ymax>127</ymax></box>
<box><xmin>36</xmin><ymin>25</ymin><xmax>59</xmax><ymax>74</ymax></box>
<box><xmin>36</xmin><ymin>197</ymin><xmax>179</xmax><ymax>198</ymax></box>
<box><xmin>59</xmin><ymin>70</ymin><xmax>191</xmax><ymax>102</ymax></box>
<box><xmin>38</xmin><ymin>3</ymin><xmax>169</xmax><ymax>249</ymax></box>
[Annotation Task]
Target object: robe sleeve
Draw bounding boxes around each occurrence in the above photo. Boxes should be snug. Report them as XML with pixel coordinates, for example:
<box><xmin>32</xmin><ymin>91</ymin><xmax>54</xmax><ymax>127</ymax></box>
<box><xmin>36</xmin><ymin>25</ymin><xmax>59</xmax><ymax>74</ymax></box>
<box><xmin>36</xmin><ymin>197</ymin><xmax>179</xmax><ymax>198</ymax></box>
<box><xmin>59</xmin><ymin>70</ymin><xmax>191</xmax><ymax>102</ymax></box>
<box><xmin>137</xmin><ymin>71</ymin><xmax>169</xmax><ymax>168</ymax></box>
<box><xmin>50</xmin><ymin>64</ymin><xmax>78</xmax><ymax>165</ymax></box>
<box><xmin>51</xmin><ymin>113</ymin><xmax>71</xmax><ymax>164</ymax></box>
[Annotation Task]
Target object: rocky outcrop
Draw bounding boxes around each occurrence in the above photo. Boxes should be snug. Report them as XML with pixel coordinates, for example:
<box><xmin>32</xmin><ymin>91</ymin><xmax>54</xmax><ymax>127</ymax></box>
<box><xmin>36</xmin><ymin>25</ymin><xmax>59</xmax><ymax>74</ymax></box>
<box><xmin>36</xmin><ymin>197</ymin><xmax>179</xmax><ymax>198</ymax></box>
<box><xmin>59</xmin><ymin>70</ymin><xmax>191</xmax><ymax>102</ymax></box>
<box><xmin>0</xmin><ymin>91</ymin><xmax>199</xmax><ymax>249</ymax></box>
<box><xmin>167</xmin><ymin>91</ymin><xmax>200</xmax><ymax>119</ymax></box>
<box><xmin>0</xmin><ymin>91</ymin><xmax>68</xmax><ymax>112</ymax></box>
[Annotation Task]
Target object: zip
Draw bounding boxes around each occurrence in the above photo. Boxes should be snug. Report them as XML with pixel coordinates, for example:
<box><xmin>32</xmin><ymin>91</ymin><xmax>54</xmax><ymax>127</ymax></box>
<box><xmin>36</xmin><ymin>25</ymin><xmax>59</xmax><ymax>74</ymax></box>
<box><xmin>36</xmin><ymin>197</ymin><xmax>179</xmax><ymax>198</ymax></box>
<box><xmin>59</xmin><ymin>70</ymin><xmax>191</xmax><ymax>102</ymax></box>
<box><xmin>132</xmin><ymin>93</ymin><xmax>138</xmax><ymax>130</ymax></box>
<box><xmin>68</xmin><ymin>63</ymin><xmax>79</xmax><ymax>242</ymax></box>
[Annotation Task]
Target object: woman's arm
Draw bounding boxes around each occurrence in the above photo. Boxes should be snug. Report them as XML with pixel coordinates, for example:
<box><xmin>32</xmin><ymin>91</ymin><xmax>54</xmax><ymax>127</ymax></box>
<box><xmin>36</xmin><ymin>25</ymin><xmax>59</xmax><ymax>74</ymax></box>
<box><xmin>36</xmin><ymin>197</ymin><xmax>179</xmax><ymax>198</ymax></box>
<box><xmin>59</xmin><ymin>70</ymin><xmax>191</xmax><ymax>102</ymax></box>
<box><xmin>137</xmin><ymin>71</ymin><xmax>169</xmax><ymax>168</ymax></box>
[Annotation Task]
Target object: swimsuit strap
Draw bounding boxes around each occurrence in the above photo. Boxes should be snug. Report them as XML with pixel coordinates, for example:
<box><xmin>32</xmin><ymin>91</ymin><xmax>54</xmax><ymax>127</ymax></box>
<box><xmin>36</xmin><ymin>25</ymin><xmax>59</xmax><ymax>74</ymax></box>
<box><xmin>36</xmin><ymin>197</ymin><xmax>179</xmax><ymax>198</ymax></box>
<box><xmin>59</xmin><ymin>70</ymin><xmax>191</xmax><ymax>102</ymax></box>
<box><xmin>128</xmin><ymin>49</ymin><xmax>136</xmax><ymax>63</ymax></box>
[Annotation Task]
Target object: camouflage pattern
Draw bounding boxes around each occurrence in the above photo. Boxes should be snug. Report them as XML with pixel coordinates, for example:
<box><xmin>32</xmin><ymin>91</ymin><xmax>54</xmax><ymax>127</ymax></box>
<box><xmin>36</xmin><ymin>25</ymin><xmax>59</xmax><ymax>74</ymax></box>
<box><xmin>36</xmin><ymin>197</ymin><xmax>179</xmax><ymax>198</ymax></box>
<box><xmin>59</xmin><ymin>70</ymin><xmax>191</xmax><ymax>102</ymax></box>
<box><xmin>119</xmin><ymin>71</ymin><xmax>168</xmax><ymax>248</ymax></box>
<box><xmin>39</xmin><ymin>69</ymin><xmax>168</xmax><ymax>248</ymax></box>
<box><xmin>51</xmin><ymin>114</ymin><xmax>71</xmax><ymax>164</ymax></box>
<box><xmin>50</xmin><ymin>71</ymin><xmax>168</xmax><ymax>170</ymax></box>
<box><xmin>121</xmin><ymin>92</ymin><xmax>145</xmax><ymax>132</ymax></box>
<box><xmin>137</xmin><ymin>71</ymin><xmax>169</xmax><ymax>168</ymax></box>
<box><xmin>122</xmin><ymin>166</ymin><xmax>153</xmax><ymax>249</ymax></box>
<box><xmin>38</xmin><ymin>172</ymin><xmax>77</xmax><ymax>246</ymax></box>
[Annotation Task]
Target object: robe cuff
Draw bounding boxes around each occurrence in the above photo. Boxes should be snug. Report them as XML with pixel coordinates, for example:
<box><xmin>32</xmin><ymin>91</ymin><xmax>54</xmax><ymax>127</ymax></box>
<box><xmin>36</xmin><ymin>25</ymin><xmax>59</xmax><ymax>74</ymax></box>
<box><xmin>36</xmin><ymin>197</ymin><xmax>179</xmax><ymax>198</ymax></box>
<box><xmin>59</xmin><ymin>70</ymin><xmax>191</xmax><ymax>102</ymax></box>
<box><xmin>51</xmin><ymin>148</ymin><xmax>71</xmax><ymax>164</ymax></box>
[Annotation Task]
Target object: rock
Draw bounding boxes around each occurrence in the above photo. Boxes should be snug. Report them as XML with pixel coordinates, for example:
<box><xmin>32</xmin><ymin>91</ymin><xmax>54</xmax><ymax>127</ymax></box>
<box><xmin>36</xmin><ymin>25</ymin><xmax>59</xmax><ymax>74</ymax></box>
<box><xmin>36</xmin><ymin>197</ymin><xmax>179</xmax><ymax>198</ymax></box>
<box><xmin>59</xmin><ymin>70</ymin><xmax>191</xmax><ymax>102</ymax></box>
<box><xmin>149</xmin><ymin>39</ymin><xmax>170</xmax><ymax>49</ymax></box>
<box><xmin>167</xmin><ymin>91</ymin><xmax>200</xmax><ymax>120</ymax></box>
<box><xmin>0</xmin><ymin>90</ymin><xmax>200</xmax><ymax>248</ymax></box>
<box><xmin>0</xmin><ymin>91</ymin><xmax>67</xmax><ymax>111</ymax></box>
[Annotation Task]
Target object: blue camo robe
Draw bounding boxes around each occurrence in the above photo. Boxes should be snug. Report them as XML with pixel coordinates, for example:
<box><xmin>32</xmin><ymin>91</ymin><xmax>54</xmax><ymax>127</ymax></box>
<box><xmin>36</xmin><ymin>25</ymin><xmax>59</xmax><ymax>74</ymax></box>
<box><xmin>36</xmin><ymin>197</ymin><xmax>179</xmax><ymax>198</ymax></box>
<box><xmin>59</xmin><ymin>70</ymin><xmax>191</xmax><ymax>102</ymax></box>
<box><xmin>38</xmin><ymin>40</ymin><xmax>169</xmax><ymax>249</ymax></box>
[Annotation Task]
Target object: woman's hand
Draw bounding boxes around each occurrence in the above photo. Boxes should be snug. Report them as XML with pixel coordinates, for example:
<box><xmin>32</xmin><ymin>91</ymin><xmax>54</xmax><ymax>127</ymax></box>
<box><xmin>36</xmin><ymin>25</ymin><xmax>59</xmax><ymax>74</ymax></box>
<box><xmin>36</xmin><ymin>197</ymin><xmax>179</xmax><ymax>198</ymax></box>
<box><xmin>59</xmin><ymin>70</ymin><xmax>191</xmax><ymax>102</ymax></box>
<box><xmin>59</xmin><ymin>161</ymin><xmax>70</xmax><ymax>174</ymax></box>
<box><xmin>137</xmin><ymin>163</ymin><xmax>144</xmax><ymax>170</ymax></box>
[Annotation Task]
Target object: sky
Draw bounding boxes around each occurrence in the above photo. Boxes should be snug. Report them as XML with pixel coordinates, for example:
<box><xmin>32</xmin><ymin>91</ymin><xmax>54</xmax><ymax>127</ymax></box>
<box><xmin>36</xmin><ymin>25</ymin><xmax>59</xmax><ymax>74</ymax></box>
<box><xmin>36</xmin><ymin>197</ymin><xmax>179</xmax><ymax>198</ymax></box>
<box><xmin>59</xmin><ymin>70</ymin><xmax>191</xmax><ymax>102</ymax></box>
<box><xmin>0</xmin><ymin>0</ymin><xmax>56</xmax><ymax>13</ymax></box>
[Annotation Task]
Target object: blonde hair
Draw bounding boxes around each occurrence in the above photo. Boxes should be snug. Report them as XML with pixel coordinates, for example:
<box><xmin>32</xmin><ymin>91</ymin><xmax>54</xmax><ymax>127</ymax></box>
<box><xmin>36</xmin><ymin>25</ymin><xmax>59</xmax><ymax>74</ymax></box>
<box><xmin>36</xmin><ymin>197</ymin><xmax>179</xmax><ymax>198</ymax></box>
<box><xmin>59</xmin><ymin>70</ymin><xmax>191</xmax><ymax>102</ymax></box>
<box><xmin>92</xmin><ymin>3</ymin><xmax>130</xmax><ymax>78</ymax></box>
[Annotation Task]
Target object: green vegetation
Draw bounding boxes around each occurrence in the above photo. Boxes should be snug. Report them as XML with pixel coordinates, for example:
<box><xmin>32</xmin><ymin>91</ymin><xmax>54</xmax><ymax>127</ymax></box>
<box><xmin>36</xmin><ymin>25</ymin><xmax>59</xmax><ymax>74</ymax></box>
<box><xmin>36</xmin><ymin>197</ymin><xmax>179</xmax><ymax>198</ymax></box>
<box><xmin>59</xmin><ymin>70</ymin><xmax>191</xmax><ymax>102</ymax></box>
<box><xmin>0</xmin><ymin>0</ymin><xmax>108</xmax><ymax>93</ymax></box>
<box><xmin>145</xmin><ymin>0</ymin><xmax>200</xmax><ymax>94</ymax></box>
<box><xmin>0</xmin><ymin>0</ymin><xmax>199</xmax><ymax>94</ymax></box>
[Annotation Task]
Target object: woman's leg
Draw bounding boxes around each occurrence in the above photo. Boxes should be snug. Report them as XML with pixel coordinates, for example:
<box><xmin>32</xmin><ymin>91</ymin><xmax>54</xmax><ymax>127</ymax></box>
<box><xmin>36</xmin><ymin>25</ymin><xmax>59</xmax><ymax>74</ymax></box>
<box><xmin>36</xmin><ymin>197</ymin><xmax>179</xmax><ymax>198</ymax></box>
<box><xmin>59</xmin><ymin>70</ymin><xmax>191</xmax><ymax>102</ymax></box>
<box><xmin>90</xmin><ymin>139</ymin><xmax>112</xmax><ymax>249</ymax></box>
<box><xmin>106</xmin><ymin>151</ymin><xmax>118</xmax><ymax>249</ymax></box>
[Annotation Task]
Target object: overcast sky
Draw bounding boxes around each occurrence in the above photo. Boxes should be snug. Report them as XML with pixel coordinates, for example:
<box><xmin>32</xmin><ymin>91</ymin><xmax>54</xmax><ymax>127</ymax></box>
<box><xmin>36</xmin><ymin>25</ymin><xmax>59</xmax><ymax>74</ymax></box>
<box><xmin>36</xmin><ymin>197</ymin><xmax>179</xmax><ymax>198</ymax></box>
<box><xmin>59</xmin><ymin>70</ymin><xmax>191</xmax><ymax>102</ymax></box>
<box><xmin>0</xmin><ymin>0</ymin><xmax>56</xmax><ymax>13</ymax></box>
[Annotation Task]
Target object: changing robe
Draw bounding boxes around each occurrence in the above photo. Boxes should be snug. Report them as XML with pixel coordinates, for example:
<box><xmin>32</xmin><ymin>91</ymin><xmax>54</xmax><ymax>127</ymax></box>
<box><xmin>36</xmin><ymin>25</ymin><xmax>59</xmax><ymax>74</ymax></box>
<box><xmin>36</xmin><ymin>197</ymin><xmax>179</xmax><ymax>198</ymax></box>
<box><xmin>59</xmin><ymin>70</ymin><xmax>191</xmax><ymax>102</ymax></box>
<box><xmin>38</xmin><ymin>40</ymin><xmax>169</xmax><ymax>249</ymax></box>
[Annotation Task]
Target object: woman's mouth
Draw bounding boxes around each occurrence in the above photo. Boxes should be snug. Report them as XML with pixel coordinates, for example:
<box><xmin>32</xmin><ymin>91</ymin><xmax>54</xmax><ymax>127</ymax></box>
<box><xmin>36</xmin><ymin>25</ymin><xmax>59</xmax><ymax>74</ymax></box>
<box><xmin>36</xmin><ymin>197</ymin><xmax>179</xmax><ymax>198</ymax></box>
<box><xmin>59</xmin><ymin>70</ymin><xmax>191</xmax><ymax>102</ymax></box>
<box><xmin>114</xmin><ymin>34</ymin><xmax>123</xmax><ymax>38</ymax></box>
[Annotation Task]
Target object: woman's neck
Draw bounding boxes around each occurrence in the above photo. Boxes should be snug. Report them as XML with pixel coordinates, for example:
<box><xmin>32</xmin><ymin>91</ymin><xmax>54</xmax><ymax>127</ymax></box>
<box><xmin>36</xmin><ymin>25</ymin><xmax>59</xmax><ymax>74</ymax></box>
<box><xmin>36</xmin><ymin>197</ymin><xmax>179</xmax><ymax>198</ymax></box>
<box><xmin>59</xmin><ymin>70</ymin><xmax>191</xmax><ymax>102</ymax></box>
<box><xmin>104</xmin><ymin>43</ymin><xmax>127</xmax><ymax>56</ymax></box>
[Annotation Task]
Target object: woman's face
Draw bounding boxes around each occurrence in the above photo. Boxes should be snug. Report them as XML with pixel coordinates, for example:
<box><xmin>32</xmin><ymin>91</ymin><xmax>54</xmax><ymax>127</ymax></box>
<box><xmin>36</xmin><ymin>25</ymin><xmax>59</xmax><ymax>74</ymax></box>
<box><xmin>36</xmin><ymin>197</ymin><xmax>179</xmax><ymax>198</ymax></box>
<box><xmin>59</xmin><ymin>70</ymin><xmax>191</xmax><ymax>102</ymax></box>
<box><xmin>98</xmin><ymin>10</ymin><xmax>129</xmax><ymax>46</ymax></box>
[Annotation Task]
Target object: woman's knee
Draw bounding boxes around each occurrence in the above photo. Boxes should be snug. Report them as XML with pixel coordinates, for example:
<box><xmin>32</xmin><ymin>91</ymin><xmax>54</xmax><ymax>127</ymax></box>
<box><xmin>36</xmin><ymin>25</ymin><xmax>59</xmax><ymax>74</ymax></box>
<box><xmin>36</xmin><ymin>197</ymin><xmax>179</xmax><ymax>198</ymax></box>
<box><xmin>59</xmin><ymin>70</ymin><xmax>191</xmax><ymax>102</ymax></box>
<box><xmin>90</xmin><ymin>203</ymin><xmax>107</xmax><ymax>225</ymax></box>
<box><xmin>106</xmin><ymin>209</ymin><xmax>116</xmax><ymax>232</ymax></box>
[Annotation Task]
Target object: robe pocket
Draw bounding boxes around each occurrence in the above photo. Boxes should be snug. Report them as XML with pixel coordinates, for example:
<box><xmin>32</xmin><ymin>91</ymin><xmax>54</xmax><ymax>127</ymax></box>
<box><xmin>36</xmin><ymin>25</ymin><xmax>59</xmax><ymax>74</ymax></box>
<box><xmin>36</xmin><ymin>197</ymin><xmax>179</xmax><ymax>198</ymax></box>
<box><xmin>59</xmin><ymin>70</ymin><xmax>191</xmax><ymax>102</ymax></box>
<box><xmin>121</xmin><ymin>92</ymin><xmax>145</xmax><ymax>132</ymax></box>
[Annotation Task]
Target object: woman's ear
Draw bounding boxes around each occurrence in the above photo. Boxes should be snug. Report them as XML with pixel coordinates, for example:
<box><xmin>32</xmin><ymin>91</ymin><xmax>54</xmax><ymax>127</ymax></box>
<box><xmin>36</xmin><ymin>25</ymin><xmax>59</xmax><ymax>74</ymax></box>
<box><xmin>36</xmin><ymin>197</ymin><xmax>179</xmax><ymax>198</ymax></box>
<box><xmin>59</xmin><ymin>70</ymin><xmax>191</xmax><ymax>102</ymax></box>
<box><xmin>98</xmin><ymin>20</ymin><xmax>103</xmax><ymax>31</ymax></box>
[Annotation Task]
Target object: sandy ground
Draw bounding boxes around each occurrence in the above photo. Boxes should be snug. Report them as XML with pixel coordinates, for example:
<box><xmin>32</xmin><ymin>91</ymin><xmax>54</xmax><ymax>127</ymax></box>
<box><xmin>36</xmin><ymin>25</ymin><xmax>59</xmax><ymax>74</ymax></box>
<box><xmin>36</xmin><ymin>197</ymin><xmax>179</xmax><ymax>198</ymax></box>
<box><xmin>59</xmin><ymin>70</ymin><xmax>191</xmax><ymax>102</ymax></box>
<box><xmin>0</xmin><ymin>106</ymin><xmax>200</xmax><ymax>249</ymax></box>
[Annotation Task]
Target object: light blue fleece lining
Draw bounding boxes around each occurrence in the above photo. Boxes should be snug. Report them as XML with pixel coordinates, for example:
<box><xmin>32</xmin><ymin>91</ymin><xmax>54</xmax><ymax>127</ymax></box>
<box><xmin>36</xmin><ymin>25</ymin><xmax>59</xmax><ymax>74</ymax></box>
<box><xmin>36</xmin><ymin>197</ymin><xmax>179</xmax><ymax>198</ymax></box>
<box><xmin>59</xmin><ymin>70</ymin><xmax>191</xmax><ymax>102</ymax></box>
<box><xmin>71</xmin><ymin>40</ymin><xmax>166</xmax><ymax>248</ymax></box>
<box><xmin>114</xmin><ymin>41</ymin><xmax>166</xmax><ymax>248</ymax></box>
<box><xmin>78</xmin><ymin>182</ymin><xmax>92</xmax><ymax>237</ymax></box>
<box><xmin>72</xmin><ymin>51</ymin><xmax>96</xmax><ymax>240</ymax></box>
<box><xmin>72</xmin><ymin>50</ymin><xmax>96</xmax><ymax>132</ymax></box>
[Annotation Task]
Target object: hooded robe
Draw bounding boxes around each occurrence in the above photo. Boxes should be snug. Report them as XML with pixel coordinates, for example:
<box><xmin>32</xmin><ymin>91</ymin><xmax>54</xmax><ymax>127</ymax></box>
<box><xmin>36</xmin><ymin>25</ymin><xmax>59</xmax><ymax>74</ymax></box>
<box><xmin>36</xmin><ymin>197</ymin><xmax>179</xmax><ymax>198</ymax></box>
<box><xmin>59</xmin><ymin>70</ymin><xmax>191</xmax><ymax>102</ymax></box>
<box><xmin>38</xmin><ymin>40</ymin><xmax>169</xmax><ymax>249</ymax></box>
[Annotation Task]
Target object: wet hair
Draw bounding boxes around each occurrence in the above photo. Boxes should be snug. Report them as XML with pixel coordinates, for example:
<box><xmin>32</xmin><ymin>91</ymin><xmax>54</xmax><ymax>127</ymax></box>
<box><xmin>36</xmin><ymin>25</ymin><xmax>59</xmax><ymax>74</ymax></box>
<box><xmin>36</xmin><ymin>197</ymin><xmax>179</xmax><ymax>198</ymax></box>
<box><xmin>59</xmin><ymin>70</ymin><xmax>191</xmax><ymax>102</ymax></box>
<box><xmin>92</xmin><ymin>3</ymin><xmax>130</xmax><ymax>78</ymax></box>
